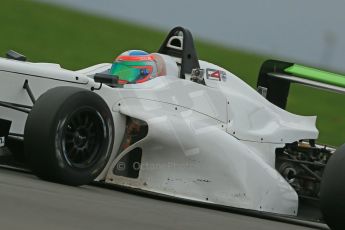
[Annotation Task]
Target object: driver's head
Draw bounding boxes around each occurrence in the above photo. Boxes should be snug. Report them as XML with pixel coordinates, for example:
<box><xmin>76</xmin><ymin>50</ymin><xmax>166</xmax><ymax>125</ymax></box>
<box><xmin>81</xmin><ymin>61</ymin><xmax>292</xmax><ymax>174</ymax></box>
<box><xmin>110</xmin><ymin>50</ymin><xmax>159</xmax><ymax>85</ymax></box>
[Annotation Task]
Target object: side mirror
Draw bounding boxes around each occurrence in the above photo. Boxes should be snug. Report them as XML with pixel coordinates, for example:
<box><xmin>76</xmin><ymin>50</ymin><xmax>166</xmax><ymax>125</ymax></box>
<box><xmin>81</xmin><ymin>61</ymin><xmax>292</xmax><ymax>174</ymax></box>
<box><xmin>94</xmin><ymin>73</ymin><xmax>118</xmax><ymax>85</ymax></box>
<box><xmin>6</xmin><ymin>50</ymin><xmax>27</xmax><ymax>62</ymax></box>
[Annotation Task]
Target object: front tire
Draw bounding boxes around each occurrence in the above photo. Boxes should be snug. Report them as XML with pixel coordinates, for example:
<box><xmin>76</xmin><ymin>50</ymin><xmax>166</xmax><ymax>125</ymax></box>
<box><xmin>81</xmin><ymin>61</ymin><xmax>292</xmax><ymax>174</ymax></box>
<box><xmin>24</xmin><ymin>87</ymin><xmax>114</xmax><ymax>186</ymax></box>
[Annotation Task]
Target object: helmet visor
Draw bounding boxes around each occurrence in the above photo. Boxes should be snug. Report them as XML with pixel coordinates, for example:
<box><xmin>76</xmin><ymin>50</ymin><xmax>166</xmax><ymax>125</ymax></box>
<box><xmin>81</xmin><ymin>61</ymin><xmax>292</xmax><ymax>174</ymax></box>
<box><xmin>110</xmin><ymin>61</ymin><xmax>153</xmax><ymax>84</ymax></box>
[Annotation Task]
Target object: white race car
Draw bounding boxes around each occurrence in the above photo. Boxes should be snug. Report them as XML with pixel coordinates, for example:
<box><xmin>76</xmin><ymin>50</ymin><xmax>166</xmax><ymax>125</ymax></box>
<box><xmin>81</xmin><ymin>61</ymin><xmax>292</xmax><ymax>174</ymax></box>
<box><xmin>0</xmin><ymin>27</ymin><xmax>343</xmax><ymax>230</ymax></box>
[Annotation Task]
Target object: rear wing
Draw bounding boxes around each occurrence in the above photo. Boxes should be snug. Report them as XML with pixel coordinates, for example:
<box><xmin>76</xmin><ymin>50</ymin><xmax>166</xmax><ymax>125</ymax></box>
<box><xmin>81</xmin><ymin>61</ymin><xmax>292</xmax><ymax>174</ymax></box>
<box><xmin>257</xmin><ymin>60</ymin><xmax>345</xmax><ymax>109</ymax></box>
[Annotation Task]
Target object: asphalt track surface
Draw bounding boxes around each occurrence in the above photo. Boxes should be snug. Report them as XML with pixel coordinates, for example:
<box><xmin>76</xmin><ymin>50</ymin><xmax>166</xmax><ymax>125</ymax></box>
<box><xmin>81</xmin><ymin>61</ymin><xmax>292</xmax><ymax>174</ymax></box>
<box><xmin>0</xmin><ymin>167</ymin><xmax>325</xmax><ymax>230</ymax></box>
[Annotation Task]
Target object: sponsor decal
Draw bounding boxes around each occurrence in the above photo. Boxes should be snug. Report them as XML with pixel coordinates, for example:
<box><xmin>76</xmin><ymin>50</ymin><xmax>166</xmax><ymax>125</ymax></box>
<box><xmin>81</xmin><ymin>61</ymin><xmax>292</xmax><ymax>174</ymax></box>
<box><xmin>0</xmin><ymin>136</ymin><xmax>4</xmax><ymax>147</ymax></box>
<box><xmin>206</xmin><ymin>69</ymin><xmax>227</xmax><ymax>81</ymax></box>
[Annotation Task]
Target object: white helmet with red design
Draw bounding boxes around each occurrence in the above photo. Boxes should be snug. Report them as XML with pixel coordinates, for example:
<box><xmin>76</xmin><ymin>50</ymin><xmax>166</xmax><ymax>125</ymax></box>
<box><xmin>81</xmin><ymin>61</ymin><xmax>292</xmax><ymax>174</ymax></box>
<box><xmin>110</xmin><ymin>50</ymin><xmax>178</xmax><ymax>85</ymax></box>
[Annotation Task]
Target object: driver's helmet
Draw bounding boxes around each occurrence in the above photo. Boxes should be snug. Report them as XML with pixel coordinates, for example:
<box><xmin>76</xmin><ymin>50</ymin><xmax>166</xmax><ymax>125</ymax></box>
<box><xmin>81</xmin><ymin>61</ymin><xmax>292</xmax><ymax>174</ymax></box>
<box><xmin>109</xmin><ymin>50</ymin><xmax>159</xmax><ymax>85</ymax></box>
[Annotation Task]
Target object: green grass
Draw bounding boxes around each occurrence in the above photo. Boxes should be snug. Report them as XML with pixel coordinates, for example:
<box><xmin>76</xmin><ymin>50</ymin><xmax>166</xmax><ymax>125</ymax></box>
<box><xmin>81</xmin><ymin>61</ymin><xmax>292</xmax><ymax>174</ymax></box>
<box><xmin>1</xmin><ymin>0</ymin><xmax>344</xmax><ymax>146</ymax></box>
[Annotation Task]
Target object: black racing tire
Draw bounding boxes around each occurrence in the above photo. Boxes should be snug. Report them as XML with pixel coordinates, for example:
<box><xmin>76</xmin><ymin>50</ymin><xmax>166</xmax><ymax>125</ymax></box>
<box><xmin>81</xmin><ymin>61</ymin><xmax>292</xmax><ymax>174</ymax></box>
<box><xmin>320</xmin><ymin>144</ymin><xmax>345</xmax><ymax>230</ymax></box>
<box><xmin>24</xmin><ymin>87</ymin><xmax>114</xmax><ymax>186</ymax></box>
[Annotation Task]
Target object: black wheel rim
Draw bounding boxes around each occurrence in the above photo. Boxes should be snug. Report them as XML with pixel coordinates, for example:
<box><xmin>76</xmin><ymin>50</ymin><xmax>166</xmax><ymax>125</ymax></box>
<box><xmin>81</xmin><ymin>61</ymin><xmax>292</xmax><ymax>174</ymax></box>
<box><xmin>59</xmin><ymin>107</ymin><xmax>107</xmax><ymax>169</ymax></box>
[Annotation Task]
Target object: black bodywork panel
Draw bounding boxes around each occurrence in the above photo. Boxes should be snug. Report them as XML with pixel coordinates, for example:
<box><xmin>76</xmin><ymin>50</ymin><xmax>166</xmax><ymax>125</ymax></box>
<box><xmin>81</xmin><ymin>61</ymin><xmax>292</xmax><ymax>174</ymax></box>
<box><xmin>257</xmin><ymin>60</ymin><xmax>294</xmax><ymax>109</ymax></box>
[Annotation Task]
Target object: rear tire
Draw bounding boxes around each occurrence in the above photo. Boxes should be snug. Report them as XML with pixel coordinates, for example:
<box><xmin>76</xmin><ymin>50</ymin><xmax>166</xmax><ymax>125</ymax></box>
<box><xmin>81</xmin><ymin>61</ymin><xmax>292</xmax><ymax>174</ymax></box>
<box><xmin>24</xmin><ymin>87</ymin><xmax>114</xmax><ymax>186</ymax></box>
<box><xmin>320</xmin><ymin>144</ymin><xmax>345</xmax><ymax>230</ymax></box>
